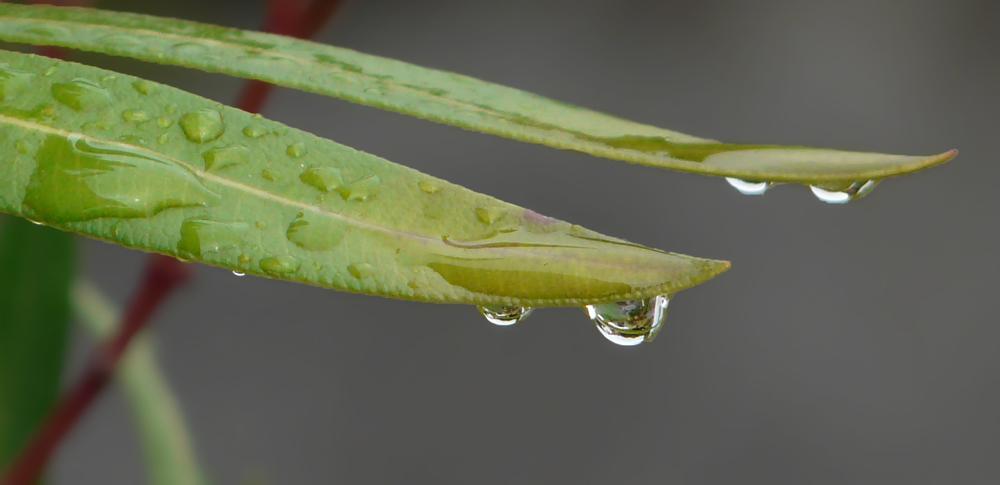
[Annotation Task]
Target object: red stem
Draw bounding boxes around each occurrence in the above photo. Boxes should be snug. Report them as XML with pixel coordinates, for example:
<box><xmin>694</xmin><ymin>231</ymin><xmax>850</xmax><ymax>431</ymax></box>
<box><xmin>1</xmin><ymin>2</ymin><xmax>347</xmax><ymax>483</ymax></box>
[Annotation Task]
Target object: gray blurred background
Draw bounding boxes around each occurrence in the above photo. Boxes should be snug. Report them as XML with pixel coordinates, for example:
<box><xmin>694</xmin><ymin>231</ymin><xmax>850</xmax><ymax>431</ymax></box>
<box><xmin>43</xmin><ymin>0</ymin><xmax>1000</xmax><ymax>483</ymax></box>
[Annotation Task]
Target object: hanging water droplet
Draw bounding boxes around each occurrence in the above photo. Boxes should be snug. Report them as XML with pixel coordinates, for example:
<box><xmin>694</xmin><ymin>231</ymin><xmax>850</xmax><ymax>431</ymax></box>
<box><xmin>286</xmin><ymin>142</ymin><xmax>307</xmax><ymax>158</ymax></box>
<box><xmin>28</xmin><ymin>219</ymin><xmax>45</xmax><ymax>226</ymax></box>
<box><xmin>810</xmin><ymin>180</ymin><xmax>879</xmax><ymax>204</ymax></box>
<box><xmin>242</xmin><ymin>125</ymin><xmax>267</xmax><ymax>139</ymax></box>
<box><xmin>584</xmin><ymin>295</ymin><xmax>669</xmax><ymax>346</ymax></box>
<box><xmin>232</xmin><ymin>271</ymin><xmax>245</xmax><ymax>277</ymax></box>
<box><xmin>132</xmin><ymin>80</ymin><xmax>157</xmax><ymax>95</ymax></box>
<box><xmin>122</xmin><ymin>109</ymin><xmax>150</xmax><ymax>122</ymax></box>
<box><xmin>478</xmin><ymin>305</ymin><xmax>533</xmax><ymax>326</ymax></box>
<box><xmin>725</xmin><ymin>177</ymin><xmax>772</xmax><ymax>195</ymax></box>
<box><xmin>179</xmin><ymin>108</ymin><xmax>225</xmax><ymax>143</ymax></box>
<box><xmin>51</xmin><ymin>79</ymin><xmax>113</xmax><ymax>112</ymax></box>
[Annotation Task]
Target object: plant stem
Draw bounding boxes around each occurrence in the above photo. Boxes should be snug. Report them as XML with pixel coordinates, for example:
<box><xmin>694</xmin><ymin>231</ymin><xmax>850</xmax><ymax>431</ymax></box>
<box><xmin>0</xmin><ymin>256</ymin><xmax>190</xmax><ymax>485</ymax></box>
<box><xmin>1</xmin><ymin>2</ymin><xmax>348</xmax><ymax>483</ymax></box>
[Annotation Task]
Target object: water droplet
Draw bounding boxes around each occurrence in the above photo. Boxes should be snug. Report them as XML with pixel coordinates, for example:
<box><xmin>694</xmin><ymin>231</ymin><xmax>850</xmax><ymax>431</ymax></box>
<box><xmin>273</xmin><ymin>126</ymin><xmax>289</xmax><ymax>136</ymax></box>
<box><xmin>157</xmin><ymin>116</ymin><xmax>174</xmax><ymax>129</ymax></box>
<box><xmin>23</xmin><ymin>134</ymin><xmax>220</xmax><ymax>223</ymax></box>
<box><xmin>725</xmin><ymin>177</ymin><xmax>773</xmax><ymax>195</ymax></box>
<box><xmin>285</xmin><ymin>214</ymin><xmax>346</xmax><ymax>251</ymax></box>
<box><xmin>51</xmin><ymin>79</ymin><xmax>113</xmax><ymax>112</ymax></box>
<box><xmin>156</xmin><ymin>133</ymin><xmax>170</xmax><ymax>145</ymax></box>
<box><xmin>179</xmin><ymin>108</ymin><xmax>225</xmax><ymax>143</ymax></box>
<box><xmin>478</xmin><ymin>305</ymin><xmax>533</xmax><ymax>326</ymax></box>
<box><xmin>132</xmin><ymin>80</ymin><xmax>157</xmax><ymax>95</ymax></box>
<box><xmin>475</xmin><ymin>207</ymin><xmax>506</xmax><ymax>225</ymax></box>
<box><xmin>286</xmin><ymin>142</ymin><xmax>307</xmax><ymax>158</ymax></box>
<box><xmin>165</xmin><ymin>103</ymin><xmax>178</xmax><ymax>114</ymax></box>
<box><xmin>0</xmin><ymin>64</ymin><xmax>35</xmax><ymax>102</ymax></box>
<box><xmin>261</xmin><ymin>168</ymin><xmax>281</xmax><ymax>182</ymax></box>
<box><xmin>259</xmin><ymin>255</ymin><xmax>300</xmax><ymax>275</ymax></box>
<box><xmin>117</xmin><ymin>135</ymin><xmax>147</xmax><ymax>146</ymax></box>
<box><xmin>242</xmin><ymin>125</ymin><xmax>267</xmax><ymax>139</ymax></box>
<box><xmin>238</xmin><ymin>253</ymin><xmax>252</xmax><ymax>265</ymax></box>
<box><xmin>14</xmin><ymin>140</ymin><xmax>29</xmax><ymax>154</ymax></box>
<box><xmin>299</xmin><ymin>166</ymin><xmax>343</xmax><ymax>192</ymax></box>
<box><xmin>122</xmin><ymin>109</ymin><xmax>150</xmax><ymax>122</ymax></box>
<box><xmin>255</xmin><ymin>221</ymin><xmax>268</xmax><ymax>230</ymax></box>
<box><xmin>202</xmin><ymin>144</ymin><xmax>250</xmax><ymax>171</ymax></box>
<box><xmin>338</xmin><ymin>175</ymin><xmax>381</xmax><ymax>201</ymax></box>
<box><xmin>232</xmin><ymin>271</ymin><xmax>245</xmax><ymax>277</ymax></box>
<box><xmin>252</xmin><ymin>113</ymin><xmax>265</xmax><ymax>120</ymax></box>
<box><xmin>81</xmin><ymin>121</ymin><xmax>110</xmax><ymax>131</ymax></box>
<box><xmin>347</xmin><ymin>262</ymin><xmax>375</xmax><ymax>280</ymax></box>
<box><xmin>418</xmin><ymin>181</ymin><xmax>442</xmax><ymax>194</ymax></box>
<box><xmin>176</xmin><ymin>219</ymin><xmax>250</xmax><ymax>258</ymax></box>
<box><xmin>585</xmin><ymin>295</ymin><xmax>669</xmax><ymax>346</ymax></box>
<box><xmin>28</xmin><ymin>219</ymin><xmax>45</xmax><ymax>226</ymax></box>
<box><xmin>810</xmin><ymin>180</ymin><xmax>879</xmax><ymax>204</ymax></box>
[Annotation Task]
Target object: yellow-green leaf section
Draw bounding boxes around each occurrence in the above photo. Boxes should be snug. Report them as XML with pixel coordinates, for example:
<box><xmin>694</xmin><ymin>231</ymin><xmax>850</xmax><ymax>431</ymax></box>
<box><xmin>0</xmin><ymin>4</ymin><xmax>956</xmax><ymax>184</ymax></box>
<box><xmin>0</xmin><ymin>51</ymin><xmax>728</xmax><ymax>307</ymax></box>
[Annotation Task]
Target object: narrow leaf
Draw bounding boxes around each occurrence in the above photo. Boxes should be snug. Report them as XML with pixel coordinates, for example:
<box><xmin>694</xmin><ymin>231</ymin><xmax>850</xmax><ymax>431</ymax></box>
<box><xmin>73</xmin><ymin>279</ymin><xmax>207</xmax><ymax>485</ymax></box>
<box><xmin>0</xmin><ymin>50</ymin><xmax>727</xmax><ymax>307</ymax></box>
<box><xmin>0</xmin><ymin>217</ymin><xmax>74</xmax><ymax>470</ymax></box>
<box><xmin>0</xmin><ymin>4</ymin><xmax>956</xmax><ymax>185</ymax></box>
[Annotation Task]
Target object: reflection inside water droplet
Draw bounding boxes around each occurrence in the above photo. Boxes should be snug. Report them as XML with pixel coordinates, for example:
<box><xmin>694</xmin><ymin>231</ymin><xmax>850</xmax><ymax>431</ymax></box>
<box><xmin>584</xmin><ymin>295</ymin><xmax>669</xmax><ymax>346</ymax></box>
<box><xmin>726</xmin><ymin>177</ymin><xmax>772</xmax><ymax>195</ymax></box>
<box><xmin>478</xmin><ymin>305</ymin><xmax>533</xmax><ymax>326</ymax></box>
<box><xmin>810</xmin><ymin>180</ymin><xmax>879</xmax><ymax>204</ymax></box>
<box><xmin>232</xmin><ymin>271</ymin><xmax>245</xmax><ymax>277</ymax></box>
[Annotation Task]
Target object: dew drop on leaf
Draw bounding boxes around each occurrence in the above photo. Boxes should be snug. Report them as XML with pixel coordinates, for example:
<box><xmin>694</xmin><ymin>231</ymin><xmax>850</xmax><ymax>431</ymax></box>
<box><xmin>43</xmin><ymin>66</ymin><xmax>57</xmax><ymax>77</ymax></box>
<box><xmin>14</xmin><ymin>140</ymin><xmax>29</xmax><ymax>154</ymax></box>
<box><xmin>725</xmin><ymin>177</ymin><xmax>772</xmax><ymax>195</ymax></box>
<box><xmin>418</xmin><ymin>181</ymin><xmax>442</xmax><ymax>194</ymax></box>
<box><xmin>131</xmin><ymin>80</ymin><xmax>157</xmax><ymax>95</ymax></box>
<box><xmin>156</xmin><ymin>133</ymin><xmax>170</xmax><ymax>145</ymax></box>
<box><xmin>338</xmin><ymin>175</ymin><xmax>381</xmax><ymax>201</ymax></box>
<box><xmin>51</xmin><ymin>79</ymin><xmax>113</xmax><ymax>112</ymax></box>
<box><xmin>285</xmin><ymin>215</ymin><xmax>346</xmax><ymax>251</ymax></box>
<box><xmin>475</xmin><ymin>207</ymin><xmax>506</xmax><ymax>225</ymax></box>
<box><xmin>810</xmin><ymin>180</ymin><xmax>879</xmax><ymax>204</ymax></box>
<box><xmin>157</xmin><ymin>116</ymin><xmax>174</xmax><ymax>129</ymax></box>
<box><xmin>179</xmin><ymin>108</ymin><xmax>225</xmax><ymax>143</ymax></box>
<box><xmin>286</xmin><ymin>142</ymin><xmax>307</xmax><ymax>158</ymax></box>
<box><xmin>202</xmin><ymin>144</ymin><xmax>250</xmax><ymax>171</ymax></box>
<box><xmin>299</xmin><ymin>166</ymin><xmax>343</xmax><ymax>192</ymax></box>
<box><xmin>478</xmin><ymin>305</ymin><xmax>533</xmax><ymax>326</ymax></box>
<box><xmin>177</xmin><ymin>219</ymin><xmax>250</xmax><ymax>258</ymax></box>
<box><xmin>255</xmin><ymin>221</ymin><xmax>268</xmax><ymax>230</ymax></box>
<box><xmin>242</xmin><ymin>125</ymin><xmax>267</xmax><ymax>139</ymax></box>
<box><xmin>0</xmin><ymin>64</ymin><xmax>34</xmax><ymax>102</ymax></box>
<box><xmin>261</xmin><ymin>168</ymin><xmax>281</xmax><ymax>182</ymax></box>
<box><xmin>584</xmin><ymin>295</ymin><xmax>669</xmax><ymax>346</ymax></box>
<box><xmin>348</xmin><ymin>262</ymin><xmax>375</xmax><ymax>280</ymax></box>
<box><xmin>122</xmin><ymin>109</ymin><xmax>150</xmax><ymax>122</ymax></box>
<box><xmin>259</xmin><ymin>255</ymin><xmax>300</xmax><ymax>274</ymax></box>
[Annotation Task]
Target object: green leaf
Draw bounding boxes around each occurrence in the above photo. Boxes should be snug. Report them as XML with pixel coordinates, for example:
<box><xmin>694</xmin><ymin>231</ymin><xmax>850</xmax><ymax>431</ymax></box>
<box><xmin>73</xmin><ymin>279</ymin><xmax>207</xmax><ymax>485</ymax></box>
<box><xmin>0</xmin><ymin>50</ymin><xmax>728</xmax><ymax>307</ymax></box>
<box><xmin>0</xmin><ymin>216</ymin><xmax>74</xmax><ymax>469</ymax></box>
<box><xmin>0</xmin><ymin>4</ymin><xmax>956</xmax><ymax>185</ymax></box>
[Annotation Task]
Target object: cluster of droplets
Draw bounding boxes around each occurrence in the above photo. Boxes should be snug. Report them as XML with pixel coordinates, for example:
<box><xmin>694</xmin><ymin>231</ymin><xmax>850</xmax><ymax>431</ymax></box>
<box><xmin>726</xmin><ymin>177</ymin><xmax>879</xmax><ymax>204</ymax></box>
<box><xmin>476</xmin><ymin>294</ymin><xmax>670</xmax><ymax>346</ymax></box>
